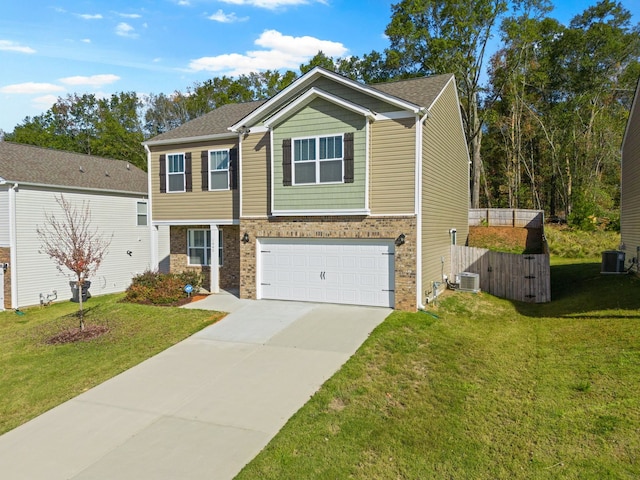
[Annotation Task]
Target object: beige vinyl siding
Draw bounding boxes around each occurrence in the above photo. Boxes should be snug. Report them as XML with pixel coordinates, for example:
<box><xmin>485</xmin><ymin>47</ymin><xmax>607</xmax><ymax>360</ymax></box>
<box><xmin>621</xmin><ymin>85</ymin><xmax>640</xmax><ymax>269</ymax></box>
<box><xmin>421</xmin><ymin>80</ymin><xmax>470</xmax><ymax>298</ymax></box>
<box><xmin>370</xmin><ymin>117</ymin><xmax>416</xmax><ymax>214</ymax></box>
<box><xmin>272</xmin><ymin>98</ymin><xmax>366</xmax><ymax>211</ymax></box>
<box><xmin>150</xmin><ymin>140</ymin><xmax>239</xmax><ymax>221</ymax></box>
<box><xmin>241</xmin><ymin>131</ymin><xmax>270</xmax><ymax>217</ymax></box>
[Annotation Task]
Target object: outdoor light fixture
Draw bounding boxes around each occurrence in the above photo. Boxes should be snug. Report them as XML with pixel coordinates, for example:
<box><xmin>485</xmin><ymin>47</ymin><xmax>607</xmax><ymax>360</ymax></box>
<box><xmin>242</xmin><ymin>232</ymin><xmax>250</xmax><ymax>243</ymax></box>
<box><xmin>395</xmin><ymin>233</ymin><xmax>406</xmax><ymax>246</ymax></box>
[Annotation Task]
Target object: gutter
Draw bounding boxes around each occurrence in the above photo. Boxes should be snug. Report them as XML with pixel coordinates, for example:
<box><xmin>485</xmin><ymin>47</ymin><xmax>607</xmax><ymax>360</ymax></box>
<box><xmin>8</xmin><ymin>183</ymin><xmax>18</xmax><ymax>308</ymax></box>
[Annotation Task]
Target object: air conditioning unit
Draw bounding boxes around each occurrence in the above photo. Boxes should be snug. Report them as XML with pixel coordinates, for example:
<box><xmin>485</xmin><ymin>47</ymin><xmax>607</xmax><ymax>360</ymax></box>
<box><xmin>458</xmin><ymin>272</ymin><xmax>480</xmax><ymax>293</ymax></box>
<box><xmin>601</xmin><ymin>250</ymin><xmax>625</xmax><ymax>274</ymax></box>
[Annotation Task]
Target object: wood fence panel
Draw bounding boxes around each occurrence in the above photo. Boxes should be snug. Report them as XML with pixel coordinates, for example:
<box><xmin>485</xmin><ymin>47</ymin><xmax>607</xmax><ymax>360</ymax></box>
<box><xmin>451</xmin><ymin>246</ymin><xmax>550</xmax><ymax>303</ymax></box>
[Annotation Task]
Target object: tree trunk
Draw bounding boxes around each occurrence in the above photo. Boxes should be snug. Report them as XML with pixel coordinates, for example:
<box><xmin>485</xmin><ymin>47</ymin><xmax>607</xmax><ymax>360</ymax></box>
<box><xmin>78</xmin><ymin>277</ymin><xmax>85</xmax><ymax>331</ymax></box>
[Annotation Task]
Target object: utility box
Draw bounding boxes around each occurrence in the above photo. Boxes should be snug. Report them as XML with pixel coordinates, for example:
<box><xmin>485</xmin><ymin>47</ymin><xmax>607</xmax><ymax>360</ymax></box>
<box><xmin>458</xmin><ymin>272</ymin><xmax>480</xmax><ymax>293</ymax></box>
<box><xmin>601</xmin><ymin>251</ymin><xmax>625</xmax><ymax>274</ymax></box>
<box><xmin>70</xmin><ymin>281</ymin><xmax>92</xmax><ymax>302</ymax></box>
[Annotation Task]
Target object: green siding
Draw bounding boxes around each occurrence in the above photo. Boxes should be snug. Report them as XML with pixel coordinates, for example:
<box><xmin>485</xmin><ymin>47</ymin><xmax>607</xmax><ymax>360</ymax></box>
<box><xmin>273</xmin><ymin>98</ymin><xmax>366</xmax><ymax>211</ymax></box>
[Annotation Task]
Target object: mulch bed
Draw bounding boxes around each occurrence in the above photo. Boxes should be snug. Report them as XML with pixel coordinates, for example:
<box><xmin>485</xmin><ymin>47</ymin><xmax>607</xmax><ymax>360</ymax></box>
<box><xmin>45</xmin><ymin>325</ymin><xmax>110</xmax><ymax>345</ymax></box>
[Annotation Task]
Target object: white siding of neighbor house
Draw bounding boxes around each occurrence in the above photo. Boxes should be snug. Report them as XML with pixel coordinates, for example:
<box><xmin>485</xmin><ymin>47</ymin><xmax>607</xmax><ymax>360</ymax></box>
<box><xmin>14</xmin><ymin>187</ymin><xmax>151</xmax><ymax>307</ymax></box>
<box><xmin>621</xmin><ymin>80</ymin><xmax>640</xmax><ymax>272</ymax></box>
<box><xmin>0</xmin><ymin>186</ymin><xmax>9</xmax><ymax>246</ymax></box>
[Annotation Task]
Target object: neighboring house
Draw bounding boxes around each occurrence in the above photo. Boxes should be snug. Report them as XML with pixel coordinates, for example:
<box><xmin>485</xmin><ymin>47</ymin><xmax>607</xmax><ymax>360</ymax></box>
<box><xmin>621</xmin><ymin>78</ymin><xmax>640</xmax><ymax>274</ymax></box>
<box><xmin>143</xmin><ymin>67</ymin><xmax>470</xmax><ymax>310</ymax></box>
<box><xmin>0</xmin><ymin>141</ymin><xmax>152</xmax><ymax>310</ymax></box>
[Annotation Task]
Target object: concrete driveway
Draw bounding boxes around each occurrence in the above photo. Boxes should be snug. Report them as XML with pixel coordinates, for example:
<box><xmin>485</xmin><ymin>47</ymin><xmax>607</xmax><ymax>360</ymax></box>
<box><xmin>0</xmin><ymin>292</ymin><xmax>390</xmax><ymax>479</ymax></box>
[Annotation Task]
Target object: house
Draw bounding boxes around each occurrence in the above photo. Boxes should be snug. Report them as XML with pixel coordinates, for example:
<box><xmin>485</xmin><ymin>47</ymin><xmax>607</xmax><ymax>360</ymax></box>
<box><xmin>621</xmin><ymin>77</ymin><xmax>640</xmax><ymax>274</ymax></box>
<box><xmin>143</xmin><ymin>67</ymin><xmax>470</xmax><ymax>310</ymax></box>
<box><xmin>0</xmin><ymin>141</ymin><xmax>152</xmax><ymax>310</ymax></box>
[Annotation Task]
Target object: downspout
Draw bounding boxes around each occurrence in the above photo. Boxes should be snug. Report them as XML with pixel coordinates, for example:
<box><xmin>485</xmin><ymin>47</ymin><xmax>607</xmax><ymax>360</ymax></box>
<box><xmin>8</xmin><ymin>183</ymin><xmax>18</xmax><ymax>308</ymax></box>
<box><xmin>416</xmin><ymin>112</ymin><xmax>425</xmax><ymax>310</ymax></box>
<box><xmin>144</xmin><ymin>144</ymin><xmax>158</xmax><ymax>270</ymax></box>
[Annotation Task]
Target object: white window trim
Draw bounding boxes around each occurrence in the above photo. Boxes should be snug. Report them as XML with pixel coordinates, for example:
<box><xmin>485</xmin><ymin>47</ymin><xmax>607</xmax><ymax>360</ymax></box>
<box><xmin>187</xmin><ymin>229</ymin><xmax>223</xmax><ymax>267</ymax></box>
<box><xmin>292</xmin><ymin>133</ymin><xmax>344</xmax><ymax>186</ymax></box>
<box><xmin>136</xmin><ymin>201</ymin><xmax>148</xmax><ymax>226</ymax></box>
<box><xmin>167</xmin><ymin>152</ymin><xmax>186</xmax><ymax>193</ymax></box>
<box><xmin>208</xmin><ymin>149</ymin><xmax>230</xmax><ymax>191</ymax></box>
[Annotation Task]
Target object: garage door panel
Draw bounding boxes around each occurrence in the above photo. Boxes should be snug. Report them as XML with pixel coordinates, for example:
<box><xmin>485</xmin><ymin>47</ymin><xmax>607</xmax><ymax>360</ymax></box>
<box><xmin>258</xmin><ymin>238</ymin><xmax>395</xmax><ymax>308</ymax></box>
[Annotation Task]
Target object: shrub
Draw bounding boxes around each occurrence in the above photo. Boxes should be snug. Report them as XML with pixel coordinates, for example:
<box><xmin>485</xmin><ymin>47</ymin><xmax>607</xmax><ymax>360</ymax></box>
<box><xmin>124</xmin><ymin>270</ymin><xmax>203</xmax><ymax>305</ymax></box>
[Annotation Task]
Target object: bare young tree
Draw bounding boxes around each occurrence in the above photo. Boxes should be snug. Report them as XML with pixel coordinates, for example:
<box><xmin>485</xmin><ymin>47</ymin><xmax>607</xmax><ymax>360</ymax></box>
<box><xmin>37</xmin><ymin>195</ymin><xmax>112</xmax><ymax>330</ymax></box>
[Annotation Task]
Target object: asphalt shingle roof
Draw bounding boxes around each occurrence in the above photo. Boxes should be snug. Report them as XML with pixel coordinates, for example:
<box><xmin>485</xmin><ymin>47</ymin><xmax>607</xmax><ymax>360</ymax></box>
<box><xmin>147</xmin><ymin>100</ymin><xmax>266</xmax><ymax>143</ymax></box>
<box><xmin>145</xmin><ymin>71</ymin><xmax>456</xmax><ymax>145</ymax></box>
<box><xmin>0</xmin><ymin>141</ymin><xmax>147</xmax><ymax>194</ymax></box>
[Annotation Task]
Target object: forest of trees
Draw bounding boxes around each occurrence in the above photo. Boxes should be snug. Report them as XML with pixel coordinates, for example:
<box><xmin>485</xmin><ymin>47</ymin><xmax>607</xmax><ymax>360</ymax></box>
<box><xmin>4</xmin><ymin>0</ymin><xmax>639</xmax><ymax>231</ymax></box>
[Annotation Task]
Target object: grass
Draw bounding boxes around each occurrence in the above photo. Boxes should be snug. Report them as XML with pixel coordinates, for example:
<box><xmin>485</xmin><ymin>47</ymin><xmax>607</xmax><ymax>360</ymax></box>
<box><xmin>0</xmin><ymin>294</ymin><xmax>222</xmax><ymax>435</ymax></box>
<box><xmin>236</xmin><ymin>258</ymin><xmax>640</xmax><ymax>479</ymax></box>
<box><xmin>545</xmin><ymin>225</ymin><xmax>620</xmax><ymax>258</ymax></box>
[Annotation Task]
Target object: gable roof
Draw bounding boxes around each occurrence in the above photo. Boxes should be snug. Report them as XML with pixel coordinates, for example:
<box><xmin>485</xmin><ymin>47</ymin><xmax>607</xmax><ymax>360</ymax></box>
<box><xmin>144</xmin><ymin>68</ymin><xmax>456</xmax><ymax>145</ymax></box>
<box><xmin>145</xmin><ymin>100</ymin><xmax>266</xmax><ymax>144</ymax></box>
<box><xmin>0</xmin><ymin>141</ymin><xmax>147</xmax><ymax>194</ymax></box>
<box><xmin>369</xmin><ymin>73</ymin><xmax>454</xmax><ymax>111</ymax></box>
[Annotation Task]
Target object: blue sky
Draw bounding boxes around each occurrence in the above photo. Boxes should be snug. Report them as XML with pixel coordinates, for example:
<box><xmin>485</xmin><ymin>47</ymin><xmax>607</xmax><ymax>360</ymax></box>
<box><xmin>0</xmin><ymin>0</ymin><xmax>638</xmax><ymax>132</ymax></box>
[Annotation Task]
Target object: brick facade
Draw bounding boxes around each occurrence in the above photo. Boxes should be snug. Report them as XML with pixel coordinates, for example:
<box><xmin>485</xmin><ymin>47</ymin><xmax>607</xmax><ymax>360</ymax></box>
<box><xmin>0</xmin><ymin>247</ymin><xmax>10</xmax><ymax>309</ymax></box>
<box><xmin>169</xmin><ymin>225</ymin><xmax>240</xmax><ymax>291</ymax></box>
<box><xmin>239</xmin><ymin>216</ymin><xmax>417</xmax><ymax>311</ymax></box>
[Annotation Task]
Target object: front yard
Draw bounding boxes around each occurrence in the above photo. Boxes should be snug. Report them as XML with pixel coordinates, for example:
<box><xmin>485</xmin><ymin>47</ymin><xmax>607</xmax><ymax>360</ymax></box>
<box><xmin>236</xmin><ymin>259</ymin><xmax>640</xmax><ymax>479</ymax></box>
<box><xmin>0</xmin><ymin>294</ymin><xmax>221</xmax><ymax>435</ymax></box>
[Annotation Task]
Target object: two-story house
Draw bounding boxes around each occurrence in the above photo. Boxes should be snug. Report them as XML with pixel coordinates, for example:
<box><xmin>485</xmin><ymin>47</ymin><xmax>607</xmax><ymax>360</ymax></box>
<box><xmin>143</xmin><ymin>67</ymin><xmax>470</xmax><ymax>310</ymax></box>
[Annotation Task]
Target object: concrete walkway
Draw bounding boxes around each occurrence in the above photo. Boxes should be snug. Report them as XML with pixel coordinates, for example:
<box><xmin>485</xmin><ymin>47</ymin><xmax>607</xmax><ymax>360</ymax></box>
<box><xmin>0</xmin><ymin>292</ymin><xmax>390</xmax><ymax>479</ymax></box>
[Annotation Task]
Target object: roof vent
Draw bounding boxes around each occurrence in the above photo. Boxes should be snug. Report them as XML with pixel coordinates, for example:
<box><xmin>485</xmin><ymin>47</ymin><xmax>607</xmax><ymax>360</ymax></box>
<box><xmin>105</xmin><ymin>171</ymin><xmax>110</xmax><ymax>177</ymax></box>
<box><xmin>126</xmin><ymin>163</ymin><xmax>130</xmax><ymax>170</ymax></box>
<box><xmin>79</xmin><ymin>166</ymin><xmax>84</xmax><ymax>172</ymax></box>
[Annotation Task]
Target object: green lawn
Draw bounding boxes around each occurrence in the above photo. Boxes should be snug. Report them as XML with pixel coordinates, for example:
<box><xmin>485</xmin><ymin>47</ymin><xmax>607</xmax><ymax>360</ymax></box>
<box><xmin>0</xmin><ymin>294</ymin><xmax>221</xmax><ymax>435</ymax></box>
<box><xmin>236</xmin><ymin>259</ymin><xmax>640</xmax><ymax>479</ymax></box>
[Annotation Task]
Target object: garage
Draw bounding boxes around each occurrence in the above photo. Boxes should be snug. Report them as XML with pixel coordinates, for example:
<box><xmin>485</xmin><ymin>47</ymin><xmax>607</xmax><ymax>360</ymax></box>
<box><xmin>257</xmin><ymin>238</ymin><xmax>395</xmax><ymax>308</ymax></box>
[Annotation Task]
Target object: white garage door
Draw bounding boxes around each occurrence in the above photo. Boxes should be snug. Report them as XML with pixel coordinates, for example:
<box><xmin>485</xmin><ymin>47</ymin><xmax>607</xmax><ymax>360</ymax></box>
<box><xmin>258</xmin><ymin>238</ymin><xmax>395</xmax><ymax>308</ymax></box>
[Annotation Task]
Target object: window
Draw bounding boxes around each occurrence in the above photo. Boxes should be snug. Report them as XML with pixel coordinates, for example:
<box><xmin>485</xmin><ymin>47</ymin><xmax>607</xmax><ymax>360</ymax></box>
<box><xmin>187</xmin><ymin>229</ymin><xmax>223</xmax><ymax>266</ymax></box>
<box><xmin>167</xmin><ymin>153</ymin><xmax>185</xmax><ymax>192</ymax></box>
<box><xmin>293</xmin><ymin>134</ymin><xmax>343</xmax><ymax>185</ymax></box>
<box><xmin>209</xmin><ymin>150</ymin><xmax>229</xmax><ymax>190</ymax></box>
<box><xmin>136</xmin><ymin>201</ymin><xmax>148</xmax><ymax>226</ymax></box>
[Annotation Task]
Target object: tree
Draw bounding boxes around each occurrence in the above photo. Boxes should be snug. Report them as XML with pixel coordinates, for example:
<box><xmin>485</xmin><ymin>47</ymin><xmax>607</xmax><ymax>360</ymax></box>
<box><xmin>37</xmin><ymin>195</ymin><xmax>112</xmax><ymax>330</ymax></box>
<box><xmin>385</xmin><ymin>0</ymin><xmax>508</xmax><ymax>208</ymax></box>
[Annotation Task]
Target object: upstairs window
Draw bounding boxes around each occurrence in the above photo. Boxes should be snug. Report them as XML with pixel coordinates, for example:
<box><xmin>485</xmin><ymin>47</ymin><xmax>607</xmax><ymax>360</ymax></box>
<box><xmin>209</xmin><ymin>150</ymin><xmax>230</xmax><ymax>191</ymax></box>
<box><xmin>167</xmin><ymin>153</ymin><xmax>185</xmax><ymax>192</ymax></box>
<box><xmin>136</xmin><ymin>201</ymin><xmax>148</xmax><ymax>226</ymax></box>
<box><xmin>293</xmin><ymin>134</ymin><xmax>343</xmax><ymax>185</ymax></box>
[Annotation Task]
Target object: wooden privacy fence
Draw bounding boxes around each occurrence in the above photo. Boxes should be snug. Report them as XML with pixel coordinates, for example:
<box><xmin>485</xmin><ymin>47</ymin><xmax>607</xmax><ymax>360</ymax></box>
<box><xmin>451</xmin><ymin>245</ymin><xmax>551</xmax><ymax>303</ymax></box>
<box><xmin>469</xmin><ymin>209</ymin><xmax>544</xmax><ymax>228</ymax></box>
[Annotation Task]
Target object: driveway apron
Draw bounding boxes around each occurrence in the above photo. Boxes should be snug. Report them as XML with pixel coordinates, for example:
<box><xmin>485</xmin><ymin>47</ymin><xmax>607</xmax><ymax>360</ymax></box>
<box><xmin>0</xmin><ymin>294</ymin><xmax>390</xmax><ymax>479</ymax></box>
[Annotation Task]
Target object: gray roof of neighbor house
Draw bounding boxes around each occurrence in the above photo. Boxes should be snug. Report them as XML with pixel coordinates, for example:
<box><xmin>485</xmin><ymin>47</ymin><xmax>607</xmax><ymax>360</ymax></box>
<box><xmin>0</xmin><ymin>141</ymin><xmax>148</xmax><ymax>194</ymax></box>
<box><xmin>145</xmin><ymin>71</ymin><xmax>455</xmax><ymax>144</ymax></box>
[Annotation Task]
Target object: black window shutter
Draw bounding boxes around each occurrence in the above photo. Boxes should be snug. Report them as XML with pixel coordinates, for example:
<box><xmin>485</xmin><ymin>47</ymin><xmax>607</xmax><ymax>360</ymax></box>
<box><xmin>282</xmin><ymin>138</ymin><xmax>292</xmax><ymax>186</ymax></box>
<box><xmin>201</xmin><ymin>150</ymin><xmax>209</xmax><ymax>191</ymax></box>
<box><xmin>185</xmin><ymin>152</ymin><xmax>192</xmax><ymax>192</ymax></box>
<box><xmin>344</xmin><ymin>132</ymin><xmax>354</xmax><ymax>183</ymax></box>
<box><xmin>229</xmin><ymin>147</ymin><xmax>238</xmax><ymax>190</ymax></box>
<box><xmin>159</xmin><ymin>154</ymin><xmax>166</xmax><ymax>193</ymax></box>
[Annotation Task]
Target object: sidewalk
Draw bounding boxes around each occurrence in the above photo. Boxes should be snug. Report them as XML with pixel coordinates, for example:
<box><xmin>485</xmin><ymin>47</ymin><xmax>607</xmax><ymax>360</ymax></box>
<box><xmin>0</xmin><ymin>292</ymin><xmax>390</xmax><ymax>479</ymax></box>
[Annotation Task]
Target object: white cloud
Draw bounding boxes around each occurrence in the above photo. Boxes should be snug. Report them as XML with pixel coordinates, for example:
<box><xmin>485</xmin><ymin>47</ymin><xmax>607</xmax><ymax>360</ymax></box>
<box><xmin>220</xmin><ymin>0</ymin><xmax>325</xmax><ymax>9</ymax></box>
<box><xmin>81</xmin><ymin>38</ymin><xmax>91</xmax><ymax>43</ymax></box>
<box><xmin>189</xmin><ymin>29</ymin><xmax>347</xmax><ymax>75</ymax></box>
<box><xmin>0</xmin><ymin>40</ymin><xmax>36</xmax><ymax>54</ymax></box>
<box><xmin>177</xmin><ymin>0</ymin><xmax>190</xmax><ymax>5</ymax></box>
<box><xmin>32</xmin><ymin>95</ymin><xmax>60</xmax><ymax>110</ymax></box>
<box><xmin>208</xmin><ymin>9</ymin><xmax>248</xmax><ymax>23</ymax></box>
<box><xmin>116</xmin><ymin>13</ymin><xmax>142</xmax><ymax>19</ymax></box>
<box><xmin>0</xmin><ymin>82</ymin><xmax>65</xmax><ymax>94</ymax></box>
<box><xmin>59</xmin><ymin>74</ymin><xmax>120</xmax><ymax>87</ymax></box>
<box><xmin>77</xmin><ymin>13</ymin><xmax>103</xmax><ymax>20</ymax></box>
<box><xmin>115</xmin><ymin>22</ymin><xmax>139</xmax><ymax>38</ymax></box>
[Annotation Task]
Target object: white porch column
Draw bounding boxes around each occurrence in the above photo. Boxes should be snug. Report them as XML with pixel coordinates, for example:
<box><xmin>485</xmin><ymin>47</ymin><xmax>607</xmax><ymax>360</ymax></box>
<box><xmin>210</xmin><ymin>224</ymin><xmax>219</xmax><ymax>293</ymax></box>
